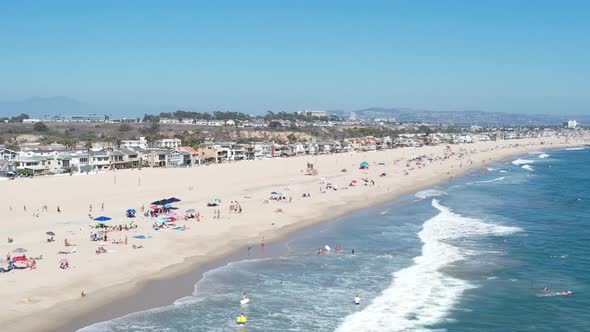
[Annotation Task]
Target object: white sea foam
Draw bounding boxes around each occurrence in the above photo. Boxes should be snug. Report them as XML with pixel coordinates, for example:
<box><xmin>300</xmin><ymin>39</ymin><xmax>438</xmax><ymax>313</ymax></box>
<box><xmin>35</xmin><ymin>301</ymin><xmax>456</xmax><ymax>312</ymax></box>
<box><xmin>528</xmin><ymin>151</ymin><xmax>543</xmax><ymax>155</ymax></box>
<box><xmin>468</xmin><ymin>177</ymin><xmax>506</xmax><ymax>185</ymax></box>
<box><xmin>538</xmin><ymin>153</ymin><xmax>550</xmax><ymax>159</ymax></box>
<box><xmin>512</xmin><ymin>159</ymin><xmax>534</xmax><ymax>165</ymax></box>
<box><xmin>335</xmin><ymin>200</ymin><xmax>521</xmax><ymax>332</ymax></box>
<box><xmin>415</xmin><ymin>189</ymin><xmax>446</xmax><ymax>199</ymax></box>
<box><xmin>565</xmin><ymin>147</ymin><xmax>585</xmax><ymax>151</ymax></box>
<box><xmin>499</xmin><ymin>170</ymin><xmax>508</xmax><ymax>173</ymax></box>
<box><xmin>486</xmin><ymin>167</ymin><xmax>496</xmax><ymax>171</ymax></box>
<box><xmin>522</xmin><ymin>165</ymin><xmax>534</xmax><ymax>171</ymax></box>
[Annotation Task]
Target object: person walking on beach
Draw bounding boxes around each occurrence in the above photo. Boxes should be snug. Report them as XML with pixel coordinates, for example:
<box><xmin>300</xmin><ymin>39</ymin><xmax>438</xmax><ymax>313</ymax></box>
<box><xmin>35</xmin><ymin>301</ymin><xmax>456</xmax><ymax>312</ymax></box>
<box><xmin>57</xmin><ymin>206</ymin><xmax>61</xmax><ymax>213</ymax></box>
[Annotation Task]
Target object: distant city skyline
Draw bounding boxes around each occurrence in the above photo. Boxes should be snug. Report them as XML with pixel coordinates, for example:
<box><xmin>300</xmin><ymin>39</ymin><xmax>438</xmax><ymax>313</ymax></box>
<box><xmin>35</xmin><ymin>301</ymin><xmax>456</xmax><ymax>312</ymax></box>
<box><xmin>1</xmin><ymin>1</ymin><xmax>589</xmax><ymax>116</ymax></box>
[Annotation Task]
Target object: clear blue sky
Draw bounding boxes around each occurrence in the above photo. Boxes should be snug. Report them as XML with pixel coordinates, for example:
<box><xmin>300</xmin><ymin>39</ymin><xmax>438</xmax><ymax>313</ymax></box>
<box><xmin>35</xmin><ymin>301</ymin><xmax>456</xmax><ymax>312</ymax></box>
<box><xmin>1</xmin><ymin>0</ymin><xmax>589</xmax><ymax>115</ymax></box>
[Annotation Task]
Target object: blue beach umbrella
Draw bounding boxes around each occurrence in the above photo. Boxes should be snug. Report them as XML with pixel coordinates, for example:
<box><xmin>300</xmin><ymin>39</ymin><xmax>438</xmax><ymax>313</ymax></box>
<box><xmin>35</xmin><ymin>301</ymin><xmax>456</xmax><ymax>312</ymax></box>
<box><xmin>94</xmin><ymin>216</ymin><xmax>112</xmax><ymax>222</ymax></box>
<box><xmin>360</xmin><ymin>161</ymin><xmax>369</xmax><ymax>167</ymax></box>
<box><xmin>127</xmin><ymin>209</ymin><xmax>136</xmax><ymax>213</ymax></box>
<box><xmin>168</xmin><ymin>197</ymin><xmax>181</xmax><ymax>203</ymax></box>
<box><xmin>163</xmin><ymin>204</ymin><xmax>172</xmax><ymax>209</ymax></box>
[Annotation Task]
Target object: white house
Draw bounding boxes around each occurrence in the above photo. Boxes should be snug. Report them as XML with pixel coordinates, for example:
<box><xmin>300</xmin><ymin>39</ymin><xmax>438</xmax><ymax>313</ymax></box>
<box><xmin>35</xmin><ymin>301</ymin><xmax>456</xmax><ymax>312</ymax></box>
<box><xmin>121</xmin><ymin>137</ymin><xmax>148</xmax><ymax>149</ymax></box>
<box><xmin>156</xmin><ymin>138</ymin><xmax>181</xmax><ymax>149</ymax></box>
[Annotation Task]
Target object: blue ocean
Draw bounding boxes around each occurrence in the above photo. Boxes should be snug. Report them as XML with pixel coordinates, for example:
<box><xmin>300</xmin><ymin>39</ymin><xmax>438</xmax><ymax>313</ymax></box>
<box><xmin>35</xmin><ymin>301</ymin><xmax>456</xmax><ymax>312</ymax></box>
<box><xmin>80</xmin><ymin>147</ymin><xmax>590</xmax><ymax>332</ymax></box>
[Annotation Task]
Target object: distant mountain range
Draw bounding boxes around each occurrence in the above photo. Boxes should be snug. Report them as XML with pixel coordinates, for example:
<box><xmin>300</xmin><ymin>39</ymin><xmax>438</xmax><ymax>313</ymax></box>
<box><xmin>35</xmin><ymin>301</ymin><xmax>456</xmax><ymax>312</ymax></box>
<box><xmin>0</xmin><ymin>97</ymin><xmax>586</xmax><ymax>126</ymax></box>
<box><xmin>330</xmin><ymin>107</ymin><xmax>588</xmax><ymax>126</ymax></box>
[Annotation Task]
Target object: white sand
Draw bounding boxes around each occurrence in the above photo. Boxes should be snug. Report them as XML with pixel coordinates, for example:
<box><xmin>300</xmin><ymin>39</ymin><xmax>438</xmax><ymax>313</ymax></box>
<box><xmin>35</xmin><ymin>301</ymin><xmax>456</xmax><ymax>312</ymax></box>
<box><xmin>0</xmin><ymin>136</ymin><xmax>585</xmax><ymax>331</ymax></box>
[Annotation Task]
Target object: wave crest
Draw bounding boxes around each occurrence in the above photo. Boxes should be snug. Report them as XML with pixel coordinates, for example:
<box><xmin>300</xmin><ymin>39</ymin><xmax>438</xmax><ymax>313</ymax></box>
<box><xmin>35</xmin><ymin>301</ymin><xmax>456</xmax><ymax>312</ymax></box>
<box><xmin>335</xmin><ymin>200</ymin><xmax>521</xmax><ymax>332</ymax></box>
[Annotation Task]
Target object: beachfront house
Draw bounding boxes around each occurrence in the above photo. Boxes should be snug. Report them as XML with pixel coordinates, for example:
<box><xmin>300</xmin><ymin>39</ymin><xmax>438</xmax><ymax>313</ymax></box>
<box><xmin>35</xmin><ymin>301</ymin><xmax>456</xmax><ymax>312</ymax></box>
<box><xmin>89</xmin><ymin>151</ymin><xmax>111</xmax><ymax>170</ymax></box>
<box><xmin>0</xmin><ymin>148</ymin><xmax>18</xmax><ymax>160</ymax></box>
<box><xmin>143</xmin><ymin>150</ymin><xmax>169</xmax><ymax>167</ymax></box>
<box><xmin>178</xmin><ymin>146</ymin><xmax>200</xmax><ymax>165</ymax></box>
<box><xmin>0</xmin><ymin>159</ymin><xmax>17</xmax><ymax>177</ymax></box>
<box><xmin>119</xmin><ymin>149</ymin><xmax>141</xmax><ymax>168</ymax></box>
<box><xmin>166</xmin><ymin>150</ymin><xmax>183</xmax><ymax>166</ymax></box>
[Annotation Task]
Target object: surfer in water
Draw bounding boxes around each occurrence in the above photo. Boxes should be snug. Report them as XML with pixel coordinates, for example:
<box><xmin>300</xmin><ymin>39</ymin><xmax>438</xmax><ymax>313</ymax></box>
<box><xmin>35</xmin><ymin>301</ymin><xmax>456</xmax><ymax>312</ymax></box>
<box><xmin>242</xmin><ymin>292</ymin><xmax>247</xmax><ymax>301</ymax></box>
<box><xmin>354</xmin><ymin>294</ymin><xmax>361</xmax><ymax>305</ymax></box>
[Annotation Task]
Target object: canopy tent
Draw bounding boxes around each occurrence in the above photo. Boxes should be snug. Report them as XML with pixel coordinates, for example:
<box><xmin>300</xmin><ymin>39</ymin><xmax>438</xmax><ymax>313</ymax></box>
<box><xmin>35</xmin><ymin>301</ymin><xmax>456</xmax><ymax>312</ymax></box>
<box><xmin>94</xmin><ymin>216</ymin><xmax>112</xmax><ymax>222</ymax></box>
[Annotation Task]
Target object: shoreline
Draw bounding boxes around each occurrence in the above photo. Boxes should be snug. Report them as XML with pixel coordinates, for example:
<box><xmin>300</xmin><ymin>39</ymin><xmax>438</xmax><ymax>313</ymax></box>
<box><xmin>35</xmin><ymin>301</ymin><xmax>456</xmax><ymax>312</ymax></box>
<box><xmin>2</xmin><ymin>138</ymin><xmax>586</xmax><ymax>332</ymax></box>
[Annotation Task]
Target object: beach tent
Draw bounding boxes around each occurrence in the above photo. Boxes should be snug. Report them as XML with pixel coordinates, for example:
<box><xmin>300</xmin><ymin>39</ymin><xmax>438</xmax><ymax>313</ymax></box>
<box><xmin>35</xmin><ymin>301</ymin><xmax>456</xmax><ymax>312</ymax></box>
<box><xmin>94</xmin><ymin>216</ymin><xmax>112</xmax><ymax>222</ymax></box>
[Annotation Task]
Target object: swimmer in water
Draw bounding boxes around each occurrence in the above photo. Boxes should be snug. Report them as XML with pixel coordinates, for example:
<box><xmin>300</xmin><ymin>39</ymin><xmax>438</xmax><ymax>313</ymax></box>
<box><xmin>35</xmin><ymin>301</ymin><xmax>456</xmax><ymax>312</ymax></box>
<box><xmin>352</xmin><ymin>249</ymin><xmax>355</xmax><ymax>256</ymax></box>
<box><xmin>543</xmin><ymin>287</ymin><xmax>550</xmax><ymax>293</ymax></box>
<box><xmin>354</xmin><ymin>294</ymin><xmax>361</xmax><ymax>305</ymax></box>
<box><xmin>242</xmin><ymin>292</ymin><xmax>247</xmax><ymax>300</ymax></box>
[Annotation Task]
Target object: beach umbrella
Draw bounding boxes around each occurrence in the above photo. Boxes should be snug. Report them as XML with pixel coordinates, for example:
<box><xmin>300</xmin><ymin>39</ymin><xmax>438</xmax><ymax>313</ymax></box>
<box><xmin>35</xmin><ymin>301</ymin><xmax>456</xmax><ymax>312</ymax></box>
<box><xmin>126</xmin><ymin>209</ymin><xmax>136</xmax><ymax>214</ymax></box>
<box><xmin>360</xmin><ymin>161</ymin><xmax>369</xmax><ymax>167</ymax></box>
<box><xmin>149</xmin><ymin>205</ymin><xmax>158</xmax><ymax>210</ymax></box>
<box><xmin>185</xmin><ymin>209</ymin><xmax>196</xmax><ymax>213</ymax></box>
<box><xmin>155</xmin><ymin>217</ymin><xmax>170</xmax><ymax>223</ymax></box>
<box><xmin>151</xmin><ymin>200</ymin><xmax>163</xmax><ymax>205</ymax></box>
<box><xmin>46</xmin><ymin>231</ymin><xmax>56</xmax><ymax>236</ymax></box>
<box><xmin>168</xmin><ymin>216</ymin><xmax>177</xmax><ymax>221</ymax></box>
<box><xmin>12</xmin><ymin>248</ymin><xmax>27</xmax><ymax>253</ymax></box>
<box><xmin>59</xmin><ymin>258</ymin><xmax>69</xmax><ymax>265</ymax></box>
<box><xmin>94</xmin><ymin>216</ymin><xmax>112</xmax><ymax>222</ymax></box>
<box><xmin>168</xmin><ymin>197</ymin><xmax>181</xmax><ymax>203</ymax></box>
<box><xmin>208</xmin><ymin>198</ymin><xmax>218</xmax><ymax>204</ymax></box>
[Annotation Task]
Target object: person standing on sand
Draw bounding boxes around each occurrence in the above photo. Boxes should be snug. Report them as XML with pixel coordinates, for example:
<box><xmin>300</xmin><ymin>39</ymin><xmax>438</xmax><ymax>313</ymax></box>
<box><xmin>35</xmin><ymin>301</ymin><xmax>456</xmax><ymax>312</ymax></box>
<box><xmin>57</xmin><ymin>206</ymin><xmax>61</xmax><ymax>213</ymax></box>
<box><xmin>261</xmin><ymin>238</ymin><xmax>265</xmax><ymax>248</ymax></box>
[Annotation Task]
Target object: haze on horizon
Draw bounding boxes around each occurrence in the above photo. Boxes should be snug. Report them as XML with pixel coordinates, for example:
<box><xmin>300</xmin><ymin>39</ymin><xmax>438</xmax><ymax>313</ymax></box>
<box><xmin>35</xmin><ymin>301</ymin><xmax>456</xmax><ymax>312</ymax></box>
<box><xmin>1</xmin><ymin>1</ymin><xmax>589</xmax><ymax>117</ymax></box>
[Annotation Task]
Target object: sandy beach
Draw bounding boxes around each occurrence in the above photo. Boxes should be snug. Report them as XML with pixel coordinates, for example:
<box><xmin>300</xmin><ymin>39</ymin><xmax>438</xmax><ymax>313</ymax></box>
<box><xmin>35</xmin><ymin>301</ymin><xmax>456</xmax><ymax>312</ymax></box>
<box><xmin>0</xmin><ymin>136</ymin><xmax>586</xmax><ymax>332</ymax></box>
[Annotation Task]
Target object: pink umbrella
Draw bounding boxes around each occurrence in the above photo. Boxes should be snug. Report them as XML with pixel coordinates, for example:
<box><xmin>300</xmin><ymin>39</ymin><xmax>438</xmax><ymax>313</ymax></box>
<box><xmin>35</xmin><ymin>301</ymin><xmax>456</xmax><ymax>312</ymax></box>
<box><xmin>168</xmin><ymin>216</ymin><xmax>177</xmax><ymax>221</ymax></box>
<box><xmin>59</xmin><ymin>258</ymin><xmax>69</xmax><ymax>265</ymax></box>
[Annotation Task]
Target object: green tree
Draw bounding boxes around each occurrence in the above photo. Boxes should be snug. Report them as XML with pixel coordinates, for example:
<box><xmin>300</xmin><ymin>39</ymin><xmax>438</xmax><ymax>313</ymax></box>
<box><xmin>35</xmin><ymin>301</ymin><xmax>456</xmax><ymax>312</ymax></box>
<box><xmin>33</xmin><ymin>122</ymin><xmax>49</xmax><ymax>131</ymax></box>
<box><xmin>6</xmin><ymin>142</ymin><xmax>20</xmax><ymax>151</ymax></box>
<box><xmin>118</xmin><ymin>123</ymin><xmax>132</xmax><ymax>132</ymax></box>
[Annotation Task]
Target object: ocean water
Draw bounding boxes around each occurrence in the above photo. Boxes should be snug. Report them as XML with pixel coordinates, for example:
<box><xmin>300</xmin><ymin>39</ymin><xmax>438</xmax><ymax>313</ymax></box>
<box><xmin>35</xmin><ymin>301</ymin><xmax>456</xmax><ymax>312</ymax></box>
<box><xmin>80</xmin><ymin>147</ymin><xmax>590</xmax><ymax>332</ymax></box>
